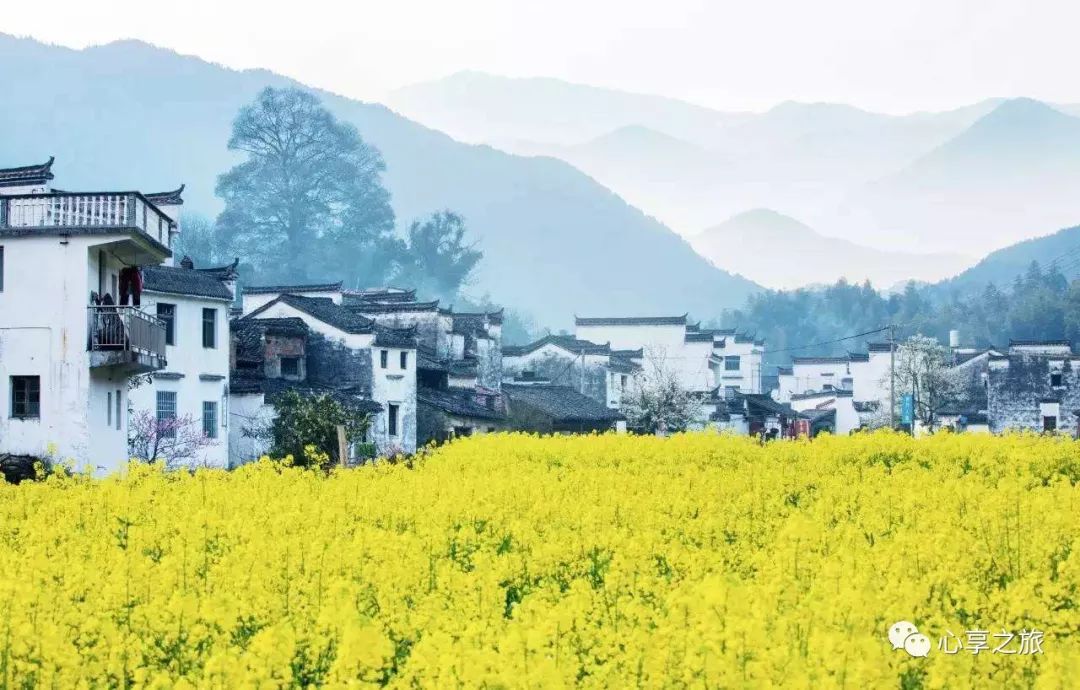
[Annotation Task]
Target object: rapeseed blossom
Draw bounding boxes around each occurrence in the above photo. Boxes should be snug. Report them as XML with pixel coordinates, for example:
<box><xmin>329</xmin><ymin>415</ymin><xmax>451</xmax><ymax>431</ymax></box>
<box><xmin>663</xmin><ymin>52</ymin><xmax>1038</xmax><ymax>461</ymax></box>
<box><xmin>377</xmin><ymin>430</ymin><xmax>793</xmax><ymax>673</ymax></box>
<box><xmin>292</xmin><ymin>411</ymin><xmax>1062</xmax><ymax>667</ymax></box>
<box><xmin>0</xmin><ymin>432</ymin><xmax>1078</xmax><ymax>687</ymax></box>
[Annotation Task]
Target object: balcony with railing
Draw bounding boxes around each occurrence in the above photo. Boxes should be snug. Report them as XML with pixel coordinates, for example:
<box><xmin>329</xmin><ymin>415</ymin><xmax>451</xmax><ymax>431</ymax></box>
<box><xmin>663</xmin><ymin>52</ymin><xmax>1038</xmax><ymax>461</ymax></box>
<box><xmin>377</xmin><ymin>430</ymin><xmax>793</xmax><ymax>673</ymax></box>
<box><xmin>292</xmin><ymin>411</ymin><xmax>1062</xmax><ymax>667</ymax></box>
<box><xmin>87</xmin><ymin>306</ymin><xmax>167</xmax><ymax>373</ymax></box>
<box><xmin>0</xmin><ymin>192</ymin><xmax>173</xmax><ymax>253</ymax></box>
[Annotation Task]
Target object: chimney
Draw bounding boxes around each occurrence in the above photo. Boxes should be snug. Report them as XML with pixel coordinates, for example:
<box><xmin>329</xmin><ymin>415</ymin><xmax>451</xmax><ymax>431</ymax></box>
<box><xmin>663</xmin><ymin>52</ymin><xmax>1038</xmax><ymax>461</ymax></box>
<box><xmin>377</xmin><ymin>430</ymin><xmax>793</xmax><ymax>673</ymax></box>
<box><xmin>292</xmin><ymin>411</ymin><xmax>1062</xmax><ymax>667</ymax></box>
<box><xmin>949</xmin><ymin>329</ymin><xmax>960</xmax><ymax>348</ymax></box>
<box><xmin>180</xmin><ymin>256</ymin><xmax>195</xmax><ymax>270</ymax></box>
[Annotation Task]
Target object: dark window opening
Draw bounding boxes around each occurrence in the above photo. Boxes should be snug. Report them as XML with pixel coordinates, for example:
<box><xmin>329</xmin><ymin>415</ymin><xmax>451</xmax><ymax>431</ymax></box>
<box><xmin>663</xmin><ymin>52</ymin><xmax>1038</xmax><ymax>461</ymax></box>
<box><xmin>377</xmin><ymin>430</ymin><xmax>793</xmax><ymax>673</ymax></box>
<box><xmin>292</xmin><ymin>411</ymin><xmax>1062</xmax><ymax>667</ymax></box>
<box><xmin>0</xmin><ymin>246</ymin><xmax>5</xmax><ymax>291</ymax></box>
<box><xmin>1043</xmin><ymin>416</ymin><xmax>1057</xmax><ymax>432</ymax></box>
<box><xmin>400</xmin><ymin>351</ymin><xmax>408</xmax><ymax>369</ymax></box>
<box><xmin>725</xmin><ymin>356</ymin><xmax>740</xmax><ymax>371</ymax></box>
<box><xmin>11</xmin><ymin>376</ymin><xmax>40</xmax><ymax>419</ymax></box>
<box><xmin>280</xmin><ymin>357</ymin><xmax>300</xmax><ymax>378</ymax></box>
<box><xmin>156</xmin><ymin>303</ymin><xmax>176</xmax><ymax>346</ymax></box>
<box><xmin>202</xmin><ymin>308</ymin><xmax>217</xmax><ymax>348</ymax></box>
<box><xmin>387</xmin><ymin>403</ymin><xmax>399</xmax><ymax>437</ymax></box>
<box><xmin>454</xmin><ymin>426</ymin><xmax>472</xmax><ymax>437</ymax></box>
<box><xmin>1051</xmin><ymin>373</ymin><xmax>1063</xmax><ymax>387</ymax></box>
<box><xmin>380</xmin><ymin>350</ymin><xmax>388</xmax><ymax>369</ymax></box>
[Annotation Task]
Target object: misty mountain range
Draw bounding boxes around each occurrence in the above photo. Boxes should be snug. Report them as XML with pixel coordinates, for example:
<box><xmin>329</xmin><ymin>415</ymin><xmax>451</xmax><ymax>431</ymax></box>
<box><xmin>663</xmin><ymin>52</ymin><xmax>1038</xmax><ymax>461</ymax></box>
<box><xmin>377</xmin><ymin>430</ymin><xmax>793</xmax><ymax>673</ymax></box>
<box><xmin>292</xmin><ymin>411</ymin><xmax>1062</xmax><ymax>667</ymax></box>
<box><xmin>0</xmin><ymin>34</ymin><xmax>758</xmax><ymax>328</ymax></box>
<box><xmin>389</xmin><ymin>72</ymin><xmax>1080</xmax><ymax>284</ymax></box>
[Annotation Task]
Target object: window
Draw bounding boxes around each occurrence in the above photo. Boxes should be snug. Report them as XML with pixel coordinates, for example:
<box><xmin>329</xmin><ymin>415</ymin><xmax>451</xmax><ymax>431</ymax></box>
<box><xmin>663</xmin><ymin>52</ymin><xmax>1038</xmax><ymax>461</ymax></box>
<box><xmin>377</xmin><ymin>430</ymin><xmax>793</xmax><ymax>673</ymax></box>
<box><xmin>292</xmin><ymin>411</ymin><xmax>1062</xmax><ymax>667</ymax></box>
<box><xmin>280</xmin><ymin>357</ymin><xmax>300</xmax><ymax>378</ymax></box>
<box><xmin>156</xmin><ymin>303</ymin><xmax>176</xmax><ymax>346</ymax></box>
<box><xmin>454</xmin><ymin>426</ymin><xmax>472</xmax><ymax>437</ymax></box>
<box><xmin>0</xmin><ymin>246</ymin><xmax>4</xmax><ymax>291</ymax></box>
<box><xmin>107</xmin><ymin>391</ymin><xmax>112</xmax><ymax>427</ymax></box>
<box><xmin>400</xmin><ymin>351</ymin><xmax>408</xmax><ymax>369</ymax></box>
<box><xmin>1051</xmin><ymin>373</ymin><xmax>1064</xmax><ymax>387</ymax></box>
<box><xmin>202</xmin><ymin>401</ymin><xmax>218</xmax><ymax>439</ymax></box>
<box><xmin>11</xmin><ymin>376</ymin><xmax>40</xmax><ymax>419</ymax></box>
<box><xmin>620</xmin><ymin>374</ymin><xmax>628</xmax><ymax>388</ymax></box>
<box><xmin>156</xmin><ymin>391</ymin><xmax>177</xmax><ymax>438</ymax></box>
<box><xmin>115</xmin><ymin>389</ymin><xmax>122</xmax><ymax>431</ymax></box>
<box><xmin>1043</xmin><ymin>416</ymin><xmax>1057</xmax><ymax>432</ymax></box>
<box><xmin>202</xmin><ymin>308</ymin><xmax>217</xmax><ymax>348</ymax></box>
<box><xmin>387</xmin><ymin>403</ymin><xmax>399</xmax><ymax>437</ymax></box>
<box><xmin>725</xmin><ymin>356</ymin><xmax>741</xmax><ymax>371</ymax></box>
<box><xmin>380</xmin><ymin>350</ymin><xmax>389</xmax><ymax>369</ymax></box>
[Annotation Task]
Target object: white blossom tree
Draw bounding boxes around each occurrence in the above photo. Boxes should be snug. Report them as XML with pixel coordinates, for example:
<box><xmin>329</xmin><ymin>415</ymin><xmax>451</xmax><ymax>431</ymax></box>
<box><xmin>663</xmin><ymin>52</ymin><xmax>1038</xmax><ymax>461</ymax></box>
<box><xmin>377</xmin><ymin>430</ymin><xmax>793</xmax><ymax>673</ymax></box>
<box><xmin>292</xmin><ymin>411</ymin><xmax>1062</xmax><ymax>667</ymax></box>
<box><xmin>621</xmin><ymin>351</ymin><xmax>702</xmax><ymax>435</ymax></box>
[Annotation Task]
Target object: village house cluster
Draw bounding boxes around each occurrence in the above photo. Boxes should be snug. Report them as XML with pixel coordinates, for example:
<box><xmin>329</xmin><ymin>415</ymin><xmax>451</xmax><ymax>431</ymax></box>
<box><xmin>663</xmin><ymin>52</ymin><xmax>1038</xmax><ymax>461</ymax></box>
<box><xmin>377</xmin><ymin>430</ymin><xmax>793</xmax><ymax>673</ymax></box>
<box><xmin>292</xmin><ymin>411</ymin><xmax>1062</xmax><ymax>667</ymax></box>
<box><xmin>1</xmin><ymin>159</ymin><xmax>1078</xmax><ymax>473</ymax></box>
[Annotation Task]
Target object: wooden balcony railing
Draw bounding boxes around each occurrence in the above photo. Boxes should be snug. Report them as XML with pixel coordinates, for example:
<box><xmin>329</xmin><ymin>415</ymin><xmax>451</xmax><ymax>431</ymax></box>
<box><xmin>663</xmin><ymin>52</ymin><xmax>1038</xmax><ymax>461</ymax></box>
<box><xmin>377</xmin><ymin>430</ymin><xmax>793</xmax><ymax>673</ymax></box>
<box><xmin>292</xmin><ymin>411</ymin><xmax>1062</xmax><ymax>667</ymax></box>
<box><xmin>88</xmin><ymin>306</ymin><xmax>167</xmax><ymax>361</ymax></box>
<box><xmin>0</xmin><ymin>192</ymin><xmax>173</xmax><ymax>248</ymax></box>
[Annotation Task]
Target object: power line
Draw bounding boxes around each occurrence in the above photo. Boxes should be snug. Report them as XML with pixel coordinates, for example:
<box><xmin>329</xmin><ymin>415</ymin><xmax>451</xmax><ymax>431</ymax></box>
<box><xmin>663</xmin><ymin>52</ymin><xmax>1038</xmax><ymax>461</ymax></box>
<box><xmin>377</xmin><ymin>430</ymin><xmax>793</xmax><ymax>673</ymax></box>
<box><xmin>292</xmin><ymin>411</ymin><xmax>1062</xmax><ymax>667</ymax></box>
<box><xmin>767</xmin><ymin>325</ymin><xmax>894</xmax><ymax>355</ymax></box>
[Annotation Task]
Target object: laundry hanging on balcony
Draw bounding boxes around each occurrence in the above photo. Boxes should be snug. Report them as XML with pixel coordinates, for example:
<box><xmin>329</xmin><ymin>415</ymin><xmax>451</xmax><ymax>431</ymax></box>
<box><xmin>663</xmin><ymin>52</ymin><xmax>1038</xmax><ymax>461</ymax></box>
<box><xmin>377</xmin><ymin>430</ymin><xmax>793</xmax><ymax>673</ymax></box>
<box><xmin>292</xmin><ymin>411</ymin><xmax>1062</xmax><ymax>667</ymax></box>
<box><xmin>119</xmin><ymin>266</ymin><xmax>143</xmax><ymax>306</ymax></box>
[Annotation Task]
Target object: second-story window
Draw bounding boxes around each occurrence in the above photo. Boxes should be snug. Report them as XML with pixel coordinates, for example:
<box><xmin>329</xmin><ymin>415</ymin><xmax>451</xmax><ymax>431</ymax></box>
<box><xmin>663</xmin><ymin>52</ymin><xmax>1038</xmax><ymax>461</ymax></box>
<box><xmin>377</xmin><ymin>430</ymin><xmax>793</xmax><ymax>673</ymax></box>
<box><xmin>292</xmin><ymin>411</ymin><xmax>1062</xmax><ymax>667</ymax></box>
<box><xmin>400</xmin><ymin>351</ymin><xmax>408</xmax><ymax>369</ymax></box>
<box><xmin>380</xmin><ymin>350</ymin><xmax>388</xmax><ymax>369</ymax></box>
<box><xmin>0</xmin><ymin>246</ymin><xmax>5</xmax><ymax>291</ymax></box>
<box><xmin>280</xmin><ymin>357</ymin><xmax>300</xmax><ymax>378</ymax></box>
<box><xmin>725</xmin><ymin>356</ymin><xmax>741</xmax><ymax>371</ymax></box>
<box><xmin>156</xmin><ymin>303</ymin><xmax>176</xmax><ymax>346</ymax></box>
<box><xmin>202</xmin><ymin>308</ymin><xmax>217</xmax><ymax>348</ymax></box>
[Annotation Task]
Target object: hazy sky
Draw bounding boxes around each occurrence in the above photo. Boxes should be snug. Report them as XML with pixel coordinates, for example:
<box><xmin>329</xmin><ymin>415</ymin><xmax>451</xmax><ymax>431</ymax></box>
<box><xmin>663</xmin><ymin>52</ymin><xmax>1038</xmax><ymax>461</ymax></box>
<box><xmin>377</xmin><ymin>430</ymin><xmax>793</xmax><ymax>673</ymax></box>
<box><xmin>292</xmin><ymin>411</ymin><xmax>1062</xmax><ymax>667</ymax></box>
<box><xmin>5</xmin><ymin>0</ymin><xmax>1080</xmax><ymax>113</ymax></box>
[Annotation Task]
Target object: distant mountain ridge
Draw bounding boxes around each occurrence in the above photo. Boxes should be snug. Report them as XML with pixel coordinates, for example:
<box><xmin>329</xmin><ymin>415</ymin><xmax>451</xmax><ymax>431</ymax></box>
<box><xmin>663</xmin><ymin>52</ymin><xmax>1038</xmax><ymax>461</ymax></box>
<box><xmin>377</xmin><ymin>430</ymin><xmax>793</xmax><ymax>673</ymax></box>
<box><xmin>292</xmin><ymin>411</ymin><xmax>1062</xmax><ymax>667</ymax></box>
<box><xmin>693</xmin><ymin>209</ymin><xmax>970</xmax><ymax>290</ymax></box>
<box><xmin>391</xmin><ymin>73</ymin><xmax>1080</xmax><ymax>261</ymax></box>
<box><xmin>0</xmin><ymin>34</ymin><xmax>760</xmax><ymax>327</ymax></box>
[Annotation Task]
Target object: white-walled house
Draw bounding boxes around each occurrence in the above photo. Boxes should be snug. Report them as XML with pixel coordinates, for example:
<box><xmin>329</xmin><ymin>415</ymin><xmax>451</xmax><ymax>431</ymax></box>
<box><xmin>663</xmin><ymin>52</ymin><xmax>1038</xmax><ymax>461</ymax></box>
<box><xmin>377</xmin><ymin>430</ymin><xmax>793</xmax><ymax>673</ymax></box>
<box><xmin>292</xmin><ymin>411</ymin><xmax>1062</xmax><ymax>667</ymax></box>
<box><xmin>231</xmin><ymin>289</ymin><xmax>418</xmax><ymax>458</ymax></box>
<box><xmin>127</xmin><ymin>256</ymin><xmax>237</xmax><ymax>468</ymax></box>
<box><xmin>0</xmin><ymin>158</ymin><xmax>175</xmax><ymax>472</ymax></box>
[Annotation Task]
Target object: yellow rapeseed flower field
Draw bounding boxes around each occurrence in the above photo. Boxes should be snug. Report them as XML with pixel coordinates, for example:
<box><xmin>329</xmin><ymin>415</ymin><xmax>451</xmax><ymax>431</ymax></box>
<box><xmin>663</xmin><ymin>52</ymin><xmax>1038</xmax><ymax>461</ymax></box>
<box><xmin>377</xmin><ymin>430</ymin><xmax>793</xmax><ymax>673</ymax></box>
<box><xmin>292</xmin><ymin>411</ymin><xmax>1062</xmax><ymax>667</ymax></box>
<box><xmin>1</xmin><ymin>432</ymin><xmax>1079</xmax><ymax>688</ymax></box>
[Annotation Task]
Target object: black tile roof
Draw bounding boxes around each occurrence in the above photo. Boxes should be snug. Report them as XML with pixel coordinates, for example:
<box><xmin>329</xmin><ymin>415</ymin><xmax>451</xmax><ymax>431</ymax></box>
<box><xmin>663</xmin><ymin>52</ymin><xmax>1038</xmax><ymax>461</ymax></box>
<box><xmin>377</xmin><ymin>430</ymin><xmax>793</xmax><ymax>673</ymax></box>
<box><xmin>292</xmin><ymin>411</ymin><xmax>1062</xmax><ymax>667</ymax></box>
<box><xmin>790</xmin><ymin>389</ymin><xmax>854</xmax><ymax>401</ymax></box>
<box><xmin>343</xmin><ymin>287</ymin><xmax>417</xmax><ymax>303</ymax></box>
<box><xmin>143</xmin><ymin>263</ymin><xmax>234</xmax><ymax>300</ymax></box>
<box><xmin>607</xmin><ymin>357</ymin><xmax>640</xmax><ymax>374</ymax></box>
<box><xmin>418</xmin><ymin>349</ymin><xmax>449</xmax><ymax>372</ymax></box>
<box><xmin>610</xmin><ymin>348</ymin><xmax>644</xmax><ymax>358</ymax></box>
<box><xmin>502</xmin><ymin>334</ymin><xmax>610</xmax><ymax>357</ymax></box>
<box><xmin>847</xmin><ymin>352</ymin><xmax>870</xmax><ymax>362</ymax></box>
<box><xmin>684</xmin><ymin>331</ymin><xmax>715</xmax><ymax>343</ymax></box>
<box><xmin>449</xmin><ymin>359</ymin><xmax>478</xmax><ymax>377</ymax></box>
<box><xmin>0</xmin><ymin>157</ymin><xmax>54</xmax><ymax>188</ymax></box>
<box><xmin>418</xmin><ymin>386</ymin><xmax>505</xmax><ymax>420</ymax></box>
<box><xmin>348</xmin><ymin>300</ymin><xmax>440</xmax><ymax>314</ymax></box>
<box><xmin>575</xmin><ymin>314</ymin><xmax>687</xmax><ymax>327</ymax></box>
<box><xmin>1009</xmin><ymin>339</ymin><xmax>1073</xmax><ymax>348</ymax></box>
<box><xmin>230</xmin><ymin>375</ymin><xmax>382</xmax><ymax>413</ymax></box>
<box><xmin>373</xmin><ymin>325</ymin><xmax>418</xmax><ymax>349</ymax></box>
<box><xmin>144</xmin><ymin>184</ymin><xmax>185</xmax><ymax>207</ymax></box>
<box><xmin>867</xmin><ymin>342</ymin><xmax>893</xmax><ymax>353</ymax></box>
<box><xmin>503</xmin><ymin>383</ymin><xmax>624</xmax><ymax>423</ymax></box>
<box><xmin>737</xmin><ymin>393</ymin><xmax>797</xmax><ymax>418</ymax></box>
<box><xmin>452</xmin><ymin>313</ymin><xmax>492</xmax><ymax>338</ymax></box>
<box><xmin>246</xmin><ymin>294</ymin><xmax>374</xmax><ymax>334</ymax></box>
<box><xmin>243</xmin><ymin>281</ymin><xmax>343</xmax><ymax>295</ymax></box>
<box><xmin>792</xmin><ymin>356</ymin><xmax>850</xmax><ymax>365</ymax></box>
<box><xmin>776</xmin><ymin>366</ymin><xmax>793</xmax><ymax>375</ymax></box>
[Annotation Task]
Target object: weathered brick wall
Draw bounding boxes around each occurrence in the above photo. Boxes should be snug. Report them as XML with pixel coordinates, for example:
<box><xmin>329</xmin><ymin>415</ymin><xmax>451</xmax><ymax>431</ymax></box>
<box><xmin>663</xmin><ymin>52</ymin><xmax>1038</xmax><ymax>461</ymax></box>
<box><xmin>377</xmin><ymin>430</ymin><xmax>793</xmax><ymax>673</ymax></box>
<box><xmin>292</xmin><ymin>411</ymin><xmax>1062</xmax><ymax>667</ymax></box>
<box><xmin>304</xmin><ymin>332</ymin><xmax>373</xmax><ymax>394</ymax></box>
<box><xmin>988</xmin><ymin>355</ymin><xmax>1080</xmax><ymax>433</ymax></box>
<box><xmin>263</xmin><ymin>334</ymin><xmax>306</xmax><ymax>379</ymax></box>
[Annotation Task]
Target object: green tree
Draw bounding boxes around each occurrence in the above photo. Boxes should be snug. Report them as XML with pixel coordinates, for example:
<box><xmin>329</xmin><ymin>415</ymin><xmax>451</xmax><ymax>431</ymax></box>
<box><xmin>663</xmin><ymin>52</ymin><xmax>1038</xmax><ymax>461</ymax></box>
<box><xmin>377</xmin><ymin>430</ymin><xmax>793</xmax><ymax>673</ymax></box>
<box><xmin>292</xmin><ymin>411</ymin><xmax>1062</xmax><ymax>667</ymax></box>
<box><xmin>215</xmin><ymin>87</ymin><xmax>396</xmax><ymax>283</ymax></box>
<box><xmin>394</xmin><ymin>211</ymin><xmax>483</xmax><ymax>301</ymax></box>
<box><xmin>264</xmin><ymin>391</ymin><xmax>372</xmax><ymax>469</ymax></box>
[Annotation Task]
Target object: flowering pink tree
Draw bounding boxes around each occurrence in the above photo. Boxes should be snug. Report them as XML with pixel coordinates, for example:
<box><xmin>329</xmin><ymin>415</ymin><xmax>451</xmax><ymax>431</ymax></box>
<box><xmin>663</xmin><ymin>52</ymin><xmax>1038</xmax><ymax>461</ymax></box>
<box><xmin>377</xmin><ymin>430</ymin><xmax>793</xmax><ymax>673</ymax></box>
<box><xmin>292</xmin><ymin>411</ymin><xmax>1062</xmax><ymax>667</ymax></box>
<box><xmin>128</xmin><ymin>411</ymin><xmax>217</xmax><ymax>469</ymax></box>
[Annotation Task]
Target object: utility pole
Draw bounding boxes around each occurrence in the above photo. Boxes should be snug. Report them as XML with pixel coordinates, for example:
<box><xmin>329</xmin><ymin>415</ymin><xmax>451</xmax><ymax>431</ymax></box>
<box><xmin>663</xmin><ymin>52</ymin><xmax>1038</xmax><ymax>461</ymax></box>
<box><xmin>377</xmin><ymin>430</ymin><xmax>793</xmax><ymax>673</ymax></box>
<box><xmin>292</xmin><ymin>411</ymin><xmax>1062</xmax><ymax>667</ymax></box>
<box><xmin>889</xmin><ymin>324</ymin><xmax>897</xmax><ymax>430</ymax></box>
